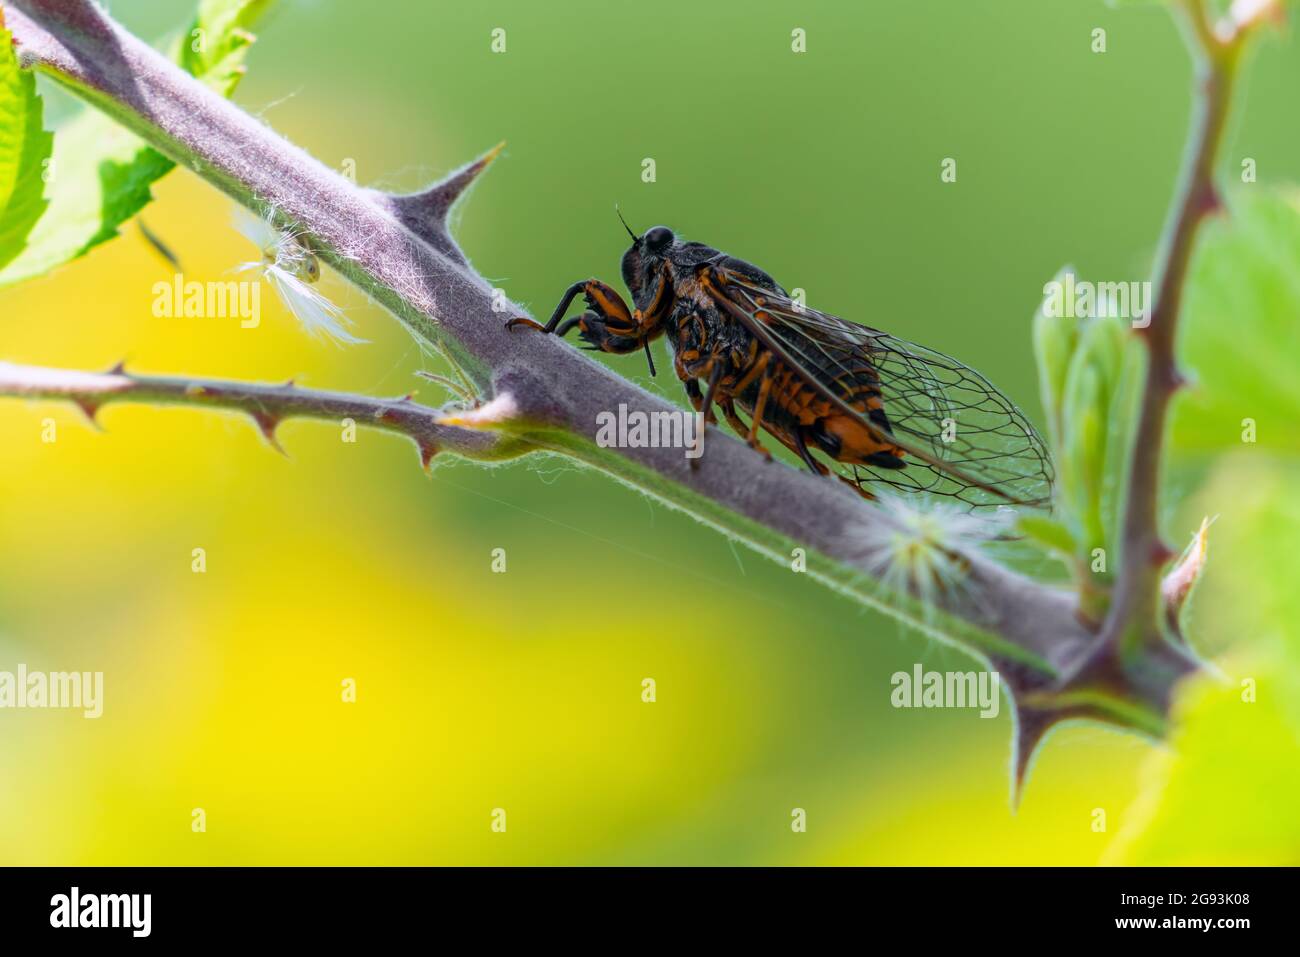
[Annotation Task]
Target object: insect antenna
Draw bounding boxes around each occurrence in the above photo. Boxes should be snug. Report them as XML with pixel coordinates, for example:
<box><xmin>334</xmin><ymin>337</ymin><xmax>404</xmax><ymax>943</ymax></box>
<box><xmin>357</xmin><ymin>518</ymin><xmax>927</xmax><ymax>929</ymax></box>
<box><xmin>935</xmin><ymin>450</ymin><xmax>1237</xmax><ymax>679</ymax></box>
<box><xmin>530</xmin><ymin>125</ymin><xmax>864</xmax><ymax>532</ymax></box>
<box><xmin>615</xmin><ymin>205</ymin><xmax>639</xmax><ymax>242</ymax></box>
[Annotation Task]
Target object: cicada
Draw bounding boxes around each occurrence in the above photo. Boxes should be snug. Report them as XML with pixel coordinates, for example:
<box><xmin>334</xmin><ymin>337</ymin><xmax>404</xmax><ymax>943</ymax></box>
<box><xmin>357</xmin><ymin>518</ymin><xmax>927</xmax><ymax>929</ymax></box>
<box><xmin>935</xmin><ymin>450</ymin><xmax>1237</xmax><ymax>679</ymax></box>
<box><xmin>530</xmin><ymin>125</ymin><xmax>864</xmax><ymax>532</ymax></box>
<box><xmin>509</xmin><ymin>221</ymin><xmax>1053</xmax><ymax>508</ymax></box>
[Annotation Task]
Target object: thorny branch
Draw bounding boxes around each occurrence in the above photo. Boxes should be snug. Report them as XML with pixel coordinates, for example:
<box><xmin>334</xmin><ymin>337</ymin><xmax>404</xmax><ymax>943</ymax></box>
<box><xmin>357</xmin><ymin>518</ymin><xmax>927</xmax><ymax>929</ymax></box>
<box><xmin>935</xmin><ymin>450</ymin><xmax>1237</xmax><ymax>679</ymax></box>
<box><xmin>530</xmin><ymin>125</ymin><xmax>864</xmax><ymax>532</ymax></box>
<box><xmin>0</xmin><ymin>0</ymin><xmax>1270</xmax><ymax>782</ymax></box>
<box><xmin>0</xmin><ymin>361</ymin><xmax>507</xmax><ymax>466</ymax></box>
<box><xmin>1080</xmin><ymin>0</ymin><xmax>1275</xmax><ymax>677</ymax></box>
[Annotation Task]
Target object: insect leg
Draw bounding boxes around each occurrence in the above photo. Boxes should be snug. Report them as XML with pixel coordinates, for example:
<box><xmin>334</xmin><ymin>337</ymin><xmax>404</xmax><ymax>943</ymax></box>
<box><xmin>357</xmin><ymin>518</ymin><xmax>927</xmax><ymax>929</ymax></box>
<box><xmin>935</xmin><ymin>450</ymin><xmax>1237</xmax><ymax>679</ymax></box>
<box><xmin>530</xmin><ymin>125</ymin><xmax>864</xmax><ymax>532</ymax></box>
<box><xmin>712</xmin><ymin>356</ymin><xmax>769</xmax><ymax>460</ymax></box>
<box><xmin>683</xmin><ymin>377</ymin><xmax>704</xmax><ymax>412</ymax></box>
<box><xmin>792</xmin><ymin>428</ymin><xmax>830</xmax><ymax>477</ymax></box>
<box><xmin>835</xmin><ymin>472</ymin><xmax>877</xmax><ymax>501</ymax></box>
<box><xmin>688</xmin><ymin>373</ymin><xmax>771</xmax><ymax>465</ymax></box>
<box><xmin>506</xmin><ymin>280</ymin><xmax>588</xmax><ymax>334</ymax></box>
<box><xmin>700</xmin><ymin>361</ymin><xmax>725</xmax><ymax>428</ymax></box>
<box><xmin>715</xmin><ymin>397</ymin><xmax>747</xmax><ymax>438</ymax></box>
<box><xmin>742</xmin><ymin>358</ymin><xmax>775</xmax><ymax>460</ymax></box>
<box><xmin>509</xmin><ymin>279</ymin><xmax>663</xmax><ymax>371</ymax></box>
<box><xmin>681</xmin><ymin>363</ymin><xmax>726</xmax><ymax>470</ymax></box>
<box><xmin>793</xmin><ymin>427</ymin><xmax>876</xmax><ymax>499</ymax></box>
<box><xmin>682</xmin><ymin>379</ymin><xmax>707</xmax><ymax>471</ymax></box>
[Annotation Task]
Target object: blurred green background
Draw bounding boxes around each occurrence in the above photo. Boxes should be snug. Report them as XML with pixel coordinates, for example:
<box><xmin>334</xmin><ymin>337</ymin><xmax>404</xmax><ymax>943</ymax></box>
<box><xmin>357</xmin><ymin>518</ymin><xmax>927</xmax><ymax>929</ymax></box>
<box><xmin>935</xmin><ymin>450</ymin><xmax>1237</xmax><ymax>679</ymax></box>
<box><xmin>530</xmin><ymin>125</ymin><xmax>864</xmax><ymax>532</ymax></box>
<box><xmin>0</xmin><ymin>0</ymin><xmax>1297</xmax><ymax>864</ymax></box>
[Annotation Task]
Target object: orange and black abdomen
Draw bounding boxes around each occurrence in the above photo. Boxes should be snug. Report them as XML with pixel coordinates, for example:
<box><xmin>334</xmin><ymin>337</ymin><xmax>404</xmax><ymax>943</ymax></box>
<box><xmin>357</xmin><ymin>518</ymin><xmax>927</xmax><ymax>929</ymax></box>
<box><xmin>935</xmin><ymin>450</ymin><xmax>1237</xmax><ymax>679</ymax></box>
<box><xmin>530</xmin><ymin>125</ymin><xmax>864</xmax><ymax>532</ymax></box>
<box><xmin>734</xmin><ymin>347</ymin><xmax>907</xmax><ymax>469</ymax></box>
<box><xmin>664</xmin><ymin>281</ymin><xmax>907</xmax><ymax>470</ymax></box>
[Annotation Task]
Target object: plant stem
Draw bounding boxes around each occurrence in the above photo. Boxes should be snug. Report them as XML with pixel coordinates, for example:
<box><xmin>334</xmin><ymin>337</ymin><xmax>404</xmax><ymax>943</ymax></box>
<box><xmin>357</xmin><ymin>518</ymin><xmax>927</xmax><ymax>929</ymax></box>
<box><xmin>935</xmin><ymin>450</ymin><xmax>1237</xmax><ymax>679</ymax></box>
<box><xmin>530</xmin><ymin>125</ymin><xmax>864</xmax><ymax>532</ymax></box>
<box><xmin>1100</xmin><ymin>0</ymin><xmax>1255</xmax><ymax>658</ymax></box>
<box><xmin>0</xmin><ymin>360</ymin><xmax>512</xmax><ymax>465</ymax></box>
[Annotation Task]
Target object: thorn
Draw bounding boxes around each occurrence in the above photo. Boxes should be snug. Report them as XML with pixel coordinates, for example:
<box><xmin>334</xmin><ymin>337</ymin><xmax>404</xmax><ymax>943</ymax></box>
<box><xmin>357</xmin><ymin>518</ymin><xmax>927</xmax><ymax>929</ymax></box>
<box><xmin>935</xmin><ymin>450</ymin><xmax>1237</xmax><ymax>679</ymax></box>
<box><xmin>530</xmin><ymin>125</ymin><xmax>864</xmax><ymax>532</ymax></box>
<box><xmin>1151</xmin><ymin>539</ymin><xmax>1177</xmax><ymax>566</ymax></box>
<box><xmin>417</xmin><ymin>439</ymin><xmax>439</xmax><ymax>473</ymax></box>
<box><xmin>106</xmin><ymin>358</ymin><xmax>128</xmax><ymax>376</ymax></box>
<box><xmin>73</xmin><ymin>399</ymin><xmax>103</xmax><ymax>431</ymax></box>
<box><xmin>250</xmin><ymin>410</ymin><xmax>285</xmax><ymax>455</ymax></box>
<box><xmin>283</xmin><ymin>378</ymin><xmax>296</xmax><ymax>388</ymax></box>
<box><xmin>436</xmin><ymin>141</ymin><xmax>505</xmax><ymax>207</ymax></box>
<box><xmin>391</xmin><ymin>142</ymin><xmax>503</xmax><ymax>219</ymax></box>
<box><xmin>373</xmin><ymin>141</ymin><xmax>505</xmax><ymax>266</ymax></box>
<box><xmin>1002</xmin><ymin>664</ymin><xmax>1108</xmax><ymax>810</ymax></box>
<box><xmin>1010</xmin><ymin>706</ymin><xmax>1060</xmax><ymax>811</ymax></box>
<box><xmin>1199</xmin><ymin>181</ymin><xmax>1225</xmax><ymax>218</ymax></box>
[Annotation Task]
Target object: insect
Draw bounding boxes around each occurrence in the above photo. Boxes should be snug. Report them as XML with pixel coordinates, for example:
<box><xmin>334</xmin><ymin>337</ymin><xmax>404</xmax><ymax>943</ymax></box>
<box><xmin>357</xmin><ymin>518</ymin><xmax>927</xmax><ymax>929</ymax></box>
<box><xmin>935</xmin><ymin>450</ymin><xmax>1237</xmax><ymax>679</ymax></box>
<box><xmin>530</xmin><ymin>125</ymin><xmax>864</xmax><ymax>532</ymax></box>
<box><xmin>236</xmin><ymin>209</ymin><xmax>362</xmax><ymax>344</ymax></box>
<box><xmin>508</xmin><ymin>219</ymin><xmax>1053</xmax><ymax>508</ymax></box>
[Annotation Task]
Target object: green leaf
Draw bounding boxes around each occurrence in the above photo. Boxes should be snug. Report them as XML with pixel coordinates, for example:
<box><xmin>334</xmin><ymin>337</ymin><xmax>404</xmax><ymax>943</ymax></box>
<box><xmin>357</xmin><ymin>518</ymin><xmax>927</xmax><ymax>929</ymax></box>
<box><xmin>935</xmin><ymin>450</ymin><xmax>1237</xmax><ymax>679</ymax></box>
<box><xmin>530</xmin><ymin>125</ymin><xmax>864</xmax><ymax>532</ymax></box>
<box><xmin>1033</xmin><ymin>260</ymin><xmax>1147</xmax><ymax>577</ymax></box>
<box><xmin>1171</xmin><ymin>189</ymin><xmax>1300</xmax><ymax>457</ymax></box>
<box><xmin>1061</xmin><ymin>361</ymin><xmax>1105</xmax><ymax>547</ymax></box>
<box><xmin>0</xmin><ymin>115</ymin><xmax>173</xmax><ymax>285</ymax></box>
<box><xmin>179</xmin><ymin>0</ymin><xmax>274</xmax><ymax>96</ymax></box>
<box><xmin>1101</xmin><ymin>334</ymin><xmax>1144</xmax><ymax>552</ymax></box>
<box><xmin>1032</xmin><ymin>267</ymin><xmax>1080</xmax><ymax>454</ymax></box>
<box><xmin>0</xmin><ymin>0</ymin><xmax>271</xmax><ymax>288</ymax></box>
<box><xmin>0</xmin><ymin>24</ymin><xmax>54</xmax><ymax>271</ymax></box>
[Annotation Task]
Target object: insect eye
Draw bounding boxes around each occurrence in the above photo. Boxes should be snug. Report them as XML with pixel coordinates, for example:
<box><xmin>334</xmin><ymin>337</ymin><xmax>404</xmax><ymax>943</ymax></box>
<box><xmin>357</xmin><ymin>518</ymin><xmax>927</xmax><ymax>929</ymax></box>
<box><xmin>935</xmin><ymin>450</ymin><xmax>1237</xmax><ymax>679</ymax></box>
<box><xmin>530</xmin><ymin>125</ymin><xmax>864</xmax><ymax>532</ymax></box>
<box><xmin>644</xmin><ymin>226</ymin><xmax>674</xmax><ymax>252</ymax></box>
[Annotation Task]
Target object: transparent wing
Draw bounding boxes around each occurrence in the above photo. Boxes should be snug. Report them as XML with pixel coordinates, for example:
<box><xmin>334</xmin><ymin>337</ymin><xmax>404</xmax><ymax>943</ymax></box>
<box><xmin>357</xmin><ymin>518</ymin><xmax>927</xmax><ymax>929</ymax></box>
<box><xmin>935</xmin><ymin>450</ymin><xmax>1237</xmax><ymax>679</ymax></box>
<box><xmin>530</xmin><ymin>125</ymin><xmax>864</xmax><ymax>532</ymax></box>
<box><xmin>701</xmin><ymin>264</ymin><xmax>1054</xmax><ymax>508</ymax></box>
